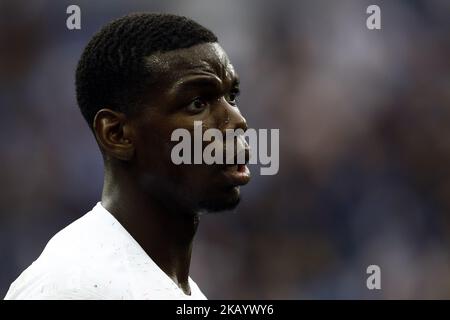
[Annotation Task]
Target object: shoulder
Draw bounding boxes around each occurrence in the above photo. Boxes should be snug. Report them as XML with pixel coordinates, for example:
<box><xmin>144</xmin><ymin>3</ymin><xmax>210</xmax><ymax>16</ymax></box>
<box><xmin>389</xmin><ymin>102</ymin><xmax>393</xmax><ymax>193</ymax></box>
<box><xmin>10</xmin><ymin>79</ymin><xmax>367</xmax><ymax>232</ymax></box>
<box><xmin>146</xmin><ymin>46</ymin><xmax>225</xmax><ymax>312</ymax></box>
<box><xmin>4</xmin><ymin>262</ymin><xmax>130</xmax><ymax>299</ymax></box>
<box><xmin>4</xmin><ymin>204</ymin><xmax>133</xmax><ymax>300</ymax></box>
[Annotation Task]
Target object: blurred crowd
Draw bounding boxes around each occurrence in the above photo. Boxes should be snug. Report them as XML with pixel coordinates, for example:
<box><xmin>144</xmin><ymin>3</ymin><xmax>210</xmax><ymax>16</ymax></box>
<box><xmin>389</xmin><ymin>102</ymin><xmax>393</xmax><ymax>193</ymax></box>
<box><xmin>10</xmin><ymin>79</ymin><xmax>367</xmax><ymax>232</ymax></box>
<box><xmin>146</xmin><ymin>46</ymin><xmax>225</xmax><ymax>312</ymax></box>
<box><xmin>1</xmin><ymin>0</ymin><xmax>450</xmax><ymax>299</ymax></box>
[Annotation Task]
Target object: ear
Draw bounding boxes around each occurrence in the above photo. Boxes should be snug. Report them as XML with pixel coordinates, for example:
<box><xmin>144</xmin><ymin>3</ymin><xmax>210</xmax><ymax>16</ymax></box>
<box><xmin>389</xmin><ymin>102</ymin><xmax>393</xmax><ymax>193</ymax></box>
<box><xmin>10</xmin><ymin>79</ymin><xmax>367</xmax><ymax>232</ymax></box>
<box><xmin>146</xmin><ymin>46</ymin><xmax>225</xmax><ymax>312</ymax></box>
<box><xmin>93</xmin><ymin>109</ymin><xmax>135</xmax><ymax>161</ymax></box>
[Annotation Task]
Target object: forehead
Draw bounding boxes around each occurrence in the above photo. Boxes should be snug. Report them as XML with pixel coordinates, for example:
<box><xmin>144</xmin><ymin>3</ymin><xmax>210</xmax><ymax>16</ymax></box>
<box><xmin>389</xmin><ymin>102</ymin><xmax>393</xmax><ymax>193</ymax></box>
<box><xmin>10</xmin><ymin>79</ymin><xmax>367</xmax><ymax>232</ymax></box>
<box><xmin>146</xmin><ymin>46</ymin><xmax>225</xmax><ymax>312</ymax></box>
<box><xmin>145</xmin><ymin>42</ymin><xmax>236</xmax><ymax>82</ymax></box>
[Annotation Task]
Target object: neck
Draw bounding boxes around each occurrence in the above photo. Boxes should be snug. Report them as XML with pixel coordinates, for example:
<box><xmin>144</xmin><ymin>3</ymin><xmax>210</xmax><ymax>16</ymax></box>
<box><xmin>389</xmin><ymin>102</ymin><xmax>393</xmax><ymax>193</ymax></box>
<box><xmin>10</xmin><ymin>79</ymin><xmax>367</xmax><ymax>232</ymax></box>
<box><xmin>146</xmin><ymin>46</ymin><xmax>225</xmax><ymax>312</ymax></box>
<box><xmin>100</xmin><ymin>167</ymin><xmax>199</xmax><ymax>295</ymax></box>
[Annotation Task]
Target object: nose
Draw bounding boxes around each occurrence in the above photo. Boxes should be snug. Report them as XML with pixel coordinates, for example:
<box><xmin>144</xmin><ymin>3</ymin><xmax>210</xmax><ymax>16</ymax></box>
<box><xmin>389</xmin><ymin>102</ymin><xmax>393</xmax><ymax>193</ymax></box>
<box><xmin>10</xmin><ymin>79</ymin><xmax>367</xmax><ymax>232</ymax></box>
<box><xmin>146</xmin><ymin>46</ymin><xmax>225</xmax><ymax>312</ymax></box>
<box><xmin>223</xmin><ymin>102</ymin><xmax>248</xmax><ymax>132</ymax></box>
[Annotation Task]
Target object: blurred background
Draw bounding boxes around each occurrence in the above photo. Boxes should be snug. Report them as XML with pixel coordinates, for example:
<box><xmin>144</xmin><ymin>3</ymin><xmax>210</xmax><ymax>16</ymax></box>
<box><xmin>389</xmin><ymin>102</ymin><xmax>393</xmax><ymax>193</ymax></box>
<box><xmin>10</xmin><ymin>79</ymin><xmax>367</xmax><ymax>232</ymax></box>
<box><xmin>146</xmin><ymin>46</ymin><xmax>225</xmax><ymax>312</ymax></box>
<box><xmin>1</xmin><ymin>0</ymin><xmax>450</xmax><ymax>299</ymax></box>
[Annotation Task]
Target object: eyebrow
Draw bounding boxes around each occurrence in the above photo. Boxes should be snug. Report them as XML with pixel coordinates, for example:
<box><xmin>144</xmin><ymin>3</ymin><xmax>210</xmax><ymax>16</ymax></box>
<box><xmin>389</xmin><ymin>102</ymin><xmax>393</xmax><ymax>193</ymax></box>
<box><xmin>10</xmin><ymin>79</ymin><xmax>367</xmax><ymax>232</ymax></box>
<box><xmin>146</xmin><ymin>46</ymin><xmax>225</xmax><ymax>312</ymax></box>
<box><xmin>171</xmin><ymin>74</ymin><xmax>240</xmax><ymax>96</ymax></box>
<box><xmin>173</xmin><ymin>76</ymin><xmax>221</xmax><ymax>93</ymax></box>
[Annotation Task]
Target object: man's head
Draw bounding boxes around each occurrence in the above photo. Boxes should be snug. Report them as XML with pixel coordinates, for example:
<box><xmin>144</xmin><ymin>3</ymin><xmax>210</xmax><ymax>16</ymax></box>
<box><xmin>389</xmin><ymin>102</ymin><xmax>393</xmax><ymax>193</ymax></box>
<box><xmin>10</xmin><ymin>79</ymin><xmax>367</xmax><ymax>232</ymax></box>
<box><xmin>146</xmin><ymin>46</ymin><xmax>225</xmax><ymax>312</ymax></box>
<box><xmin>76</xmin><ymin>13</ymin><xmax>250</xmax><ymax>215</ymax></box>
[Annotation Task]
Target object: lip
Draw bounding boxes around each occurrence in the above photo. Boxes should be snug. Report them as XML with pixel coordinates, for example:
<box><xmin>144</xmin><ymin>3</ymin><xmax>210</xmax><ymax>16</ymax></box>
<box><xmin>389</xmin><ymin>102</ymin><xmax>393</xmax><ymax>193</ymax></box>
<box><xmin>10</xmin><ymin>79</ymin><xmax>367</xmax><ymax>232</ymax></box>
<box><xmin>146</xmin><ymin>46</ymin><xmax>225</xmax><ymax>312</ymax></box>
<box><xmin>221</xmin><ymin>164</ymin><xmax>251</xmax><ymax>186</ymax></box>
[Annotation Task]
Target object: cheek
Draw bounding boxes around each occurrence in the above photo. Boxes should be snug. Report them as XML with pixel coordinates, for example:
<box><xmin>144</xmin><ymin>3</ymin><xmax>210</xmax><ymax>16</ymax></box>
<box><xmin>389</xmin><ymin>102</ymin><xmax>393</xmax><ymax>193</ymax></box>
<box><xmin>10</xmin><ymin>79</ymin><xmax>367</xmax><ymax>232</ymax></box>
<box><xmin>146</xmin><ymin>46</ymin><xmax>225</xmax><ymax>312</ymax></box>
<box><xmin>133</xmin><ymin>111</ymin><xmax>228</xmax><ymax>182</ymax></box>
<box><xmin>133</xmin><ymin>123</ymin><xmax>174</xmax><ymax>173</ymax></box>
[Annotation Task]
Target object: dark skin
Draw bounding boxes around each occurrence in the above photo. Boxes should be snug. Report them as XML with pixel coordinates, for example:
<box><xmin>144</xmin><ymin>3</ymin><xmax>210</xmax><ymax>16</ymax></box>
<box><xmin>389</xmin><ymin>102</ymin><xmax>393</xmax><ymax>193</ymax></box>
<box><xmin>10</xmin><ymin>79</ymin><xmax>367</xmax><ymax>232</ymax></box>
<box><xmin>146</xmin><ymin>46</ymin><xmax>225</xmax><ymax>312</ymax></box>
<box><xmin>92</xmin><ymin>43</ymin><xmax>249</xmax><ymax>295</ymax></box>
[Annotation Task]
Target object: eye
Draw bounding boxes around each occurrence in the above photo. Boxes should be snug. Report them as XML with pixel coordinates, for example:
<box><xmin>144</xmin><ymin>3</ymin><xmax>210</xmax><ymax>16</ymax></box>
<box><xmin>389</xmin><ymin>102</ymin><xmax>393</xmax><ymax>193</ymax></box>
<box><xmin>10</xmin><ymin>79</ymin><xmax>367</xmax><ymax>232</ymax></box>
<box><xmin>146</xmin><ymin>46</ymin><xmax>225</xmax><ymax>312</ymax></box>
<box><xmin>226</xmin><ymin>88</ymin><xmax>240</xmax><ymax>106</ymax></box>
<box><xmin>186</xmin><ymin>98</ymin><xmax>208</xmax><ymax>114</ymax></box>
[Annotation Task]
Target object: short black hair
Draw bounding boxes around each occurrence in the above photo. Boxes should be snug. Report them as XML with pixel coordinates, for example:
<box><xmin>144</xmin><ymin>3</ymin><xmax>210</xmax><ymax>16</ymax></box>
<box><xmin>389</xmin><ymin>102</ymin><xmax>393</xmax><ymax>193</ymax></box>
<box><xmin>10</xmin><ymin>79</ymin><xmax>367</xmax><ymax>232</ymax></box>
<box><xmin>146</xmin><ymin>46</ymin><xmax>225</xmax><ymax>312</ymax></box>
<box><xmin>75</xmin><ymin>13</ymin><xmax>218</xmax><ymax>128</ymax></box>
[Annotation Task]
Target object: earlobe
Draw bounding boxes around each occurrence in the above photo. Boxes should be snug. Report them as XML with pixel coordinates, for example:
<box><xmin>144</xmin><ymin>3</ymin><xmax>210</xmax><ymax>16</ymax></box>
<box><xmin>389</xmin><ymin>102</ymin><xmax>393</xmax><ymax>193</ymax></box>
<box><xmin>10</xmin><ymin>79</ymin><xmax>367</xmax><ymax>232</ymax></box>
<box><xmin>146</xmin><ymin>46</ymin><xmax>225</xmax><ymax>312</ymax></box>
<box><xmin>93</xmin><ymin>109</ymin><xmax>135</xmax><ymax>161</ymax></box>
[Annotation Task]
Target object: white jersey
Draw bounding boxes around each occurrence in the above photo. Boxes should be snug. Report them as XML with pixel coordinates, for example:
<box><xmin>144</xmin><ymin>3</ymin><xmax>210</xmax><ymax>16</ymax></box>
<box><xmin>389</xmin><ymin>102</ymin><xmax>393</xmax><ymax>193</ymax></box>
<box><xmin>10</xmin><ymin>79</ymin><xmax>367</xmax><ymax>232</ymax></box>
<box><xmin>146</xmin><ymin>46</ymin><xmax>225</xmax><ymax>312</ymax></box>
<box><xmin>4</xmin><ymin>202</ymin><xmax>207</xmax><ymax>300</ymax></box>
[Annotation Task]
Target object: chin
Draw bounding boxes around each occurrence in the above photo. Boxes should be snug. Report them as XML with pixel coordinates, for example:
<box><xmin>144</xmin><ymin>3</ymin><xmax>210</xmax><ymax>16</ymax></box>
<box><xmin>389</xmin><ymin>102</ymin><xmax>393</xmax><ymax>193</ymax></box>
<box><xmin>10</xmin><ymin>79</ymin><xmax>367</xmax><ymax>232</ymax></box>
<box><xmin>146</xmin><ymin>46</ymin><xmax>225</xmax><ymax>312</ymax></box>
<box><xmin>198</xmin><ymin>186</ymin><xmax>241</xmax><ymax>213</ymax></box>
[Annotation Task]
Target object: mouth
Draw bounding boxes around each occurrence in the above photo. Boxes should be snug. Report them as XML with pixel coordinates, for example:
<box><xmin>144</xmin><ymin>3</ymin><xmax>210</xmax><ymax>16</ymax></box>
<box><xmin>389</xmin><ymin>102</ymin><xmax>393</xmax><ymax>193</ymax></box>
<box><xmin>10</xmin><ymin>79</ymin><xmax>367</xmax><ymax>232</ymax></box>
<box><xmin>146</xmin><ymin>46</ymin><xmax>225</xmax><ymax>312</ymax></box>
<box><xmin>221</xmin><ymin>143</ymin><xmax>251</xmax><ymax>186</ymax></box>
<box><xmin>221</xmin><ymin>163</ymin><xmax>251</xmax><ymax>186</ymax></box>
